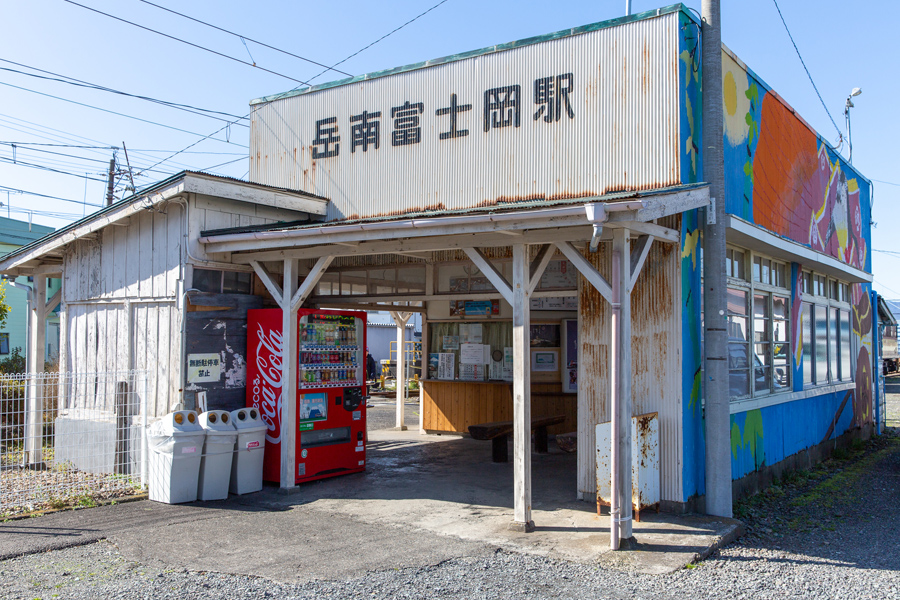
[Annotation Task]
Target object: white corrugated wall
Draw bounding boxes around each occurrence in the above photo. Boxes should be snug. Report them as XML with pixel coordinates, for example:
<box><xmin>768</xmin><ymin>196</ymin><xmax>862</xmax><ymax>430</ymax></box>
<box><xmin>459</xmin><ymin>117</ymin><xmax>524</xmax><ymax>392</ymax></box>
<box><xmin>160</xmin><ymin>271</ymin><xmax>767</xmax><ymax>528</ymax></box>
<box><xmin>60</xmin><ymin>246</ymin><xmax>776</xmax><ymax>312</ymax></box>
<box><xmin>250</xmin><ymin>12</ymin><xmax>680</xmax><ymax>221</ymax></box>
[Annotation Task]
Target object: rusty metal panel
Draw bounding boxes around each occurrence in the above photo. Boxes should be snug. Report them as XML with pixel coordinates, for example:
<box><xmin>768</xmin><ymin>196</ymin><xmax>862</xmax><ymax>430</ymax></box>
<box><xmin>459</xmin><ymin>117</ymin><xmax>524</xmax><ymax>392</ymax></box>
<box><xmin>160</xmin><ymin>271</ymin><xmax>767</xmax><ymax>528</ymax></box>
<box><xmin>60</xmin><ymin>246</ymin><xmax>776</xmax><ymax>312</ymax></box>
<box><xmin>250</xmin><ymin>12</ymin><xmax>680</xmax><ymax>221</ymax></box>
<box><xmin>578</xmin><ymin>216</ymin><xmax>682</xmax><ymax>503</ymax></box>
<box><xmin>595</xmin><ymin>412</ymin><xmax>660</xmax><ymax>516</ymax></box>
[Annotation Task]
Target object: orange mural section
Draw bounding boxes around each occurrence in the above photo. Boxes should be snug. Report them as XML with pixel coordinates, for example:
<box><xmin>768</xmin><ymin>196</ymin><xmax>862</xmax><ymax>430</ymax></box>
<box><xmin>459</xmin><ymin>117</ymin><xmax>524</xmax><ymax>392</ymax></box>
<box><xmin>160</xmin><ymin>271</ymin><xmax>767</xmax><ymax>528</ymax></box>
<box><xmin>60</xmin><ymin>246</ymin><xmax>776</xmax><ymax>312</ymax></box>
<box><xmin>751</xmin><ymin>94</ymin><xmax>819</xmax><ymax>239</ymax></box>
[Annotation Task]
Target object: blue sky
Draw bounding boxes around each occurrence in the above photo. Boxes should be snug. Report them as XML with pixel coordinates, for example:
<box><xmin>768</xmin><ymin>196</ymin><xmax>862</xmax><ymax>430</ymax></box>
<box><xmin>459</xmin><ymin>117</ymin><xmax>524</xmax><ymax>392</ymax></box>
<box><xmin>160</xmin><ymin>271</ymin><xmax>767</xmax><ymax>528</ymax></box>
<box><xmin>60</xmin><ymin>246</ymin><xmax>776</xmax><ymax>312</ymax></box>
<box><xmin>2</xmin><ymin>0</ymin><xmax>897</xmax><ymax>297</ymax></box>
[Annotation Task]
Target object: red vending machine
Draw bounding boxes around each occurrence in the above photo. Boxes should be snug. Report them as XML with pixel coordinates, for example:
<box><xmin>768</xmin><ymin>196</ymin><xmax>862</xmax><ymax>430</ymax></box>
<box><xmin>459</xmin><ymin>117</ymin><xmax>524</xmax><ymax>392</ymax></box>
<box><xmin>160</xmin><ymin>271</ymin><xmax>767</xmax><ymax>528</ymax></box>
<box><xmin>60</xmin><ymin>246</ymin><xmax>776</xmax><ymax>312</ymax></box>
<box><xmin>246</xmin><ymin>308</ymin><xmax>367</xmax><ymax>484</ymax></box>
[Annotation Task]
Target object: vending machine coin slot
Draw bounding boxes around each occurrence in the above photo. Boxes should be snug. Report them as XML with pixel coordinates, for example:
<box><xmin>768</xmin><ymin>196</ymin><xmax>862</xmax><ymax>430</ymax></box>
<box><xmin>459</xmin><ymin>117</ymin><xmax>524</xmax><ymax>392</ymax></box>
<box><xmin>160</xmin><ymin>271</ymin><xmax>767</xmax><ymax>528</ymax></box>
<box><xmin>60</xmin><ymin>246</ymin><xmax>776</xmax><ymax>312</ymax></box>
<box><xmin>342</xmin><ymin>387</ymin><xmax>363</xmax><ymax>411</ymax></box>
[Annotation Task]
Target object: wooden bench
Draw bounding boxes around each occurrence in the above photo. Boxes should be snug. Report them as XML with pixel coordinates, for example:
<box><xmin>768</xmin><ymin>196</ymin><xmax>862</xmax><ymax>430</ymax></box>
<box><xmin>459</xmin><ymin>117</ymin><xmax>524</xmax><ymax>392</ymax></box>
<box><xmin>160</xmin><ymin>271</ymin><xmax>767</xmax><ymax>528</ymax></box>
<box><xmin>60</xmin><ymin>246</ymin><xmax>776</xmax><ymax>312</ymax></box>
<box><xmin>468</xmin><ymin>415</ymin><xmax>566</xmax><ymax>463</ymax></box>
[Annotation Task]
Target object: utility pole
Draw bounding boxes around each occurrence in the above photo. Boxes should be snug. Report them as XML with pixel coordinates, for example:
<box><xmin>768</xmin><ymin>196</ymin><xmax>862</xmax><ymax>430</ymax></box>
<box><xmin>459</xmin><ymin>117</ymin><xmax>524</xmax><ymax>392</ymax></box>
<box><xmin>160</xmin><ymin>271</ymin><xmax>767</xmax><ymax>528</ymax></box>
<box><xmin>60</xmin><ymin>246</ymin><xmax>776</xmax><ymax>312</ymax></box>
<box><xmin>122</xmin><ymin>142</ymin><xmax>136</xmax><ymax>195</ymax></box>
<box><xmin>106</xmin><ymin>156</ymin><xmax>116</xmax><ymax>206</ymax></box>
<box><xmin>701</xmin><ymin>0</ymin><xmax>732</xmax><ymax>517</ymax></box>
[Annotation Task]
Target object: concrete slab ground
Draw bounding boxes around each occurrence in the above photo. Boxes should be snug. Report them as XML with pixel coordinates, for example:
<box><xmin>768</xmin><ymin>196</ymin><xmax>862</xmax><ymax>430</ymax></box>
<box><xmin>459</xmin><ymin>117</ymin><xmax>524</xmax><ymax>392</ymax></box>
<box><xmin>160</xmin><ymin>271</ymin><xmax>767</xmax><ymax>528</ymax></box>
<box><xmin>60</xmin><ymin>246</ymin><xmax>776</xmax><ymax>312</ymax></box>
<box><xmin>0</xmin><ymin>427</ymin><xmax>742</xmax><ymax>580</ymax></box>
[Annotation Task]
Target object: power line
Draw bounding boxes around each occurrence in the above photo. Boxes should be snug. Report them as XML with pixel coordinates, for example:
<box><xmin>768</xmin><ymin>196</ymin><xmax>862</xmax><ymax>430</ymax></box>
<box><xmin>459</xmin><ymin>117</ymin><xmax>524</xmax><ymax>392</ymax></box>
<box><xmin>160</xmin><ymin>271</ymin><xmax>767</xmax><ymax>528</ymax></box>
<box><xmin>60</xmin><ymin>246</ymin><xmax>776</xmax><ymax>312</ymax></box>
<box><xmin>872</xmin><ymin>179</ymin><xmax>900</xmax><ymax>188</ymax></box>
<box><xmin>136</xmin><ymin>0</ymin><xmax>353</xmax><ymax>79</ymax></box>
<box><xmin>0</xmin><ymin>141</ymin><xmax>245</xmax><ymax>155</ymax></box>
<box><xmin>0</xmin><ymin>185</ymin><xmax>104</xmax><ymax>208</ymax></box>
<box><xmin>0</xmin><ymin>59</ymin><xmax>249</xmax><ymax>123</ymax></box>
<box><xmin>0</xmin><ymin>143</ymin><xmax>177</xmax><ymax>177</ymax></box>
<box><xmin>142</xmin><ymin>0</ymin><xmax>452</xmax><ymax>174</ymax></box>
<box><xmin>0</xmin><ymin>156</ymin><xmax>108</xmax><ymax>182</ymax></box>
<box><xmin>771</xmin><ymin>0</ymin><xmax>842</xmax><ymax>142</ymax></box>
<box><xmin>0</xmin><ymin>80</ymin><xmax>249</xmax><ymax>145</ymax></box>
<box><xmin>62</xmin><ymin>0</ymin><xmax>312</xmax><ymax>86</ymax></box>
<box><xmin>875</xmin><ymin>249</ymin><xmax>900</xmax><ymax>257</ymax></box>
<box><xmin>199</xmin><ymin>156</ymin><xmax>245</xmax><ymax>172</ymax></box>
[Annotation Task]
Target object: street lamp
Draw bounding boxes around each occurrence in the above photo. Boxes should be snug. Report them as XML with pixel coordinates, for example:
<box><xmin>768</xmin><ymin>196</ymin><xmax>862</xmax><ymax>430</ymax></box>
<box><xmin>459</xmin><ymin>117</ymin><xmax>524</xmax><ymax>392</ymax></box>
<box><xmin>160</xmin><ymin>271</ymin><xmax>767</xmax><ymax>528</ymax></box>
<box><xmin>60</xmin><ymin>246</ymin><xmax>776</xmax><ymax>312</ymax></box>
<box><xmin>845</xmin><ymin>87</ymin><xmax>862</xmax><ymax>164</ymax></box>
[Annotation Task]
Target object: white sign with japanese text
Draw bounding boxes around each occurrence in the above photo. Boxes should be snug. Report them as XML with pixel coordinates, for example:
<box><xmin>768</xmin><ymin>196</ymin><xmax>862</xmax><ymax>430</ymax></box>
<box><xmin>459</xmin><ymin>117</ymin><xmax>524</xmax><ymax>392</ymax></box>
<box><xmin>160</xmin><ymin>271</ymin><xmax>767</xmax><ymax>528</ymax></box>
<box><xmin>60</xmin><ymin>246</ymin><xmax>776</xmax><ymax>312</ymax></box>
<box><xmin>187</xmin><ymin>353</ymin><xmax>222</xmax><ymax>383</ymax></box>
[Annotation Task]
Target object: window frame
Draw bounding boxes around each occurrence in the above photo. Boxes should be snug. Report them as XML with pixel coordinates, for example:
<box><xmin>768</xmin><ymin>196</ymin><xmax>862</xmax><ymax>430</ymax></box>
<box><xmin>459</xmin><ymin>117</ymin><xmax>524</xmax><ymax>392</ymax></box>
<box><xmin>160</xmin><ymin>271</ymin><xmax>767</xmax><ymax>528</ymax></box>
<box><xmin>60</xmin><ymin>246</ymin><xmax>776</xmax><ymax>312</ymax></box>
<box><xmin>726</xmin><ymin>247</ymin><xmax>791</xmax><ymax>400</ymax></box>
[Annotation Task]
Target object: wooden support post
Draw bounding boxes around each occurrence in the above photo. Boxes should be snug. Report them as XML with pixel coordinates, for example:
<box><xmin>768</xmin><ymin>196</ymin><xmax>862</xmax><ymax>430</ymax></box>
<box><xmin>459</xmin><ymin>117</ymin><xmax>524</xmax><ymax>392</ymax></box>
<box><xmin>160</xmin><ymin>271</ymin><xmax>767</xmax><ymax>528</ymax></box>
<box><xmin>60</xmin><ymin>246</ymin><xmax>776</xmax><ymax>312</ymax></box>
<box><xmin>610</xmin><ymin>228</ymin><xmax>635</xmax><ymax>548</ymax></box>
<box><xmin>25</xmin><ymin>275</ymin><xmax>47</xmax><ymax>466</ymax></box>
<box><xmin>280</xmin><ymin>259</ymin><xmax>299</xmax><ymax>489</ymax></box>
<box><xmin>389</xmin><ymin>311</ymin><xmax>412</xmax><ymax>430</ymax></box>
<box><xmin>510</xmin><ymin>243</ymin><xmax>534</xmax><ymax>532</ymax></box>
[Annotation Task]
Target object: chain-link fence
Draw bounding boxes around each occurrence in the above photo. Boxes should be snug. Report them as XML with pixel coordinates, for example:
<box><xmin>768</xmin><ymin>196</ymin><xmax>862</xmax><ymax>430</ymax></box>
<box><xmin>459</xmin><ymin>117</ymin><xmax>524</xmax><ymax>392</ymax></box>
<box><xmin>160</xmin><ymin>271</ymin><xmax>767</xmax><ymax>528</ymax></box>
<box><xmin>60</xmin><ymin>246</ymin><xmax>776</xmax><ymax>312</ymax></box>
<box><xmin>0</xmin><ymin>371</ymin><xmax>149</xmax><ymax>517</ymax></box>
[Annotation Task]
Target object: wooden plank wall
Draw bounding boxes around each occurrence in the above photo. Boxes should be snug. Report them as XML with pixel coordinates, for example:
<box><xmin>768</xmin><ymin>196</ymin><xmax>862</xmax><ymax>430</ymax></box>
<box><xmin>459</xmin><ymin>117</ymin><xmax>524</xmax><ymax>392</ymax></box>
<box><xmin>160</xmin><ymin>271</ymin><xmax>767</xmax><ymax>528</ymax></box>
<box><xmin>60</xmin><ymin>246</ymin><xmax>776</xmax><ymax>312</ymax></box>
<box><xmin>422</xmin><ymin>381</ymin><xmax>576</xmax><ymax>435</ymax></box>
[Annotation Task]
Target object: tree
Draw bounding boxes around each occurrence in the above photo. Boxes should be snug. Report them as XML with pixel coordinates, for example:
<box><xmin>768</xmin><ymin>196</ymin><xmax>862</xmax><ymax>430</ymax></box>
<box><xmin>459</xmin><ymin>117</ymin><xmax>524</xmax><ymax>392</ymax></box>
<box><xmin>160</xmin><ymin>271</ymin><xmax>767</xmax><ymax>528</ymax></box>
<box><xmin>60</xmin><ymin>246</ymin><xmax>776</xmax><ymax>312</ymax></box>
<box><xmin>0</xmin><ymin>280</ymin><xmax>9</xmax><ymax>329</ymax></box>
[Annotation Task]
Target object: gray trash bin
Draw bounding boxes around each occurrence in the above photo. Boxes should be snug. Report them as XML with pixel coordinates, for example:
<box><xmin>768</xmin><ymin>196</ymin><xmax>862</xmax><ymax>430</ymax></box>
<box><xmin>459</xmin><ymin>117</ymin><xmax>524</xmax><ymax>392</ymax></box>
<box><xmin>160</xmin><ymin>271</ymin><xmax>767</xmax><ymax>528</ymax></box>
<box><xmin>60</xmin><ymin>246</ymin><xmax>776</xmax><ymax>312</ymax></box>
<box><xmin>198</xmin><ymin>410</ymin><xmax>237</xmax><ymax>501</ymax></box>
<box><xmin>148</xmin><ymin>411</ymin><xmax>205</xmax><ymax>504</ymax></box>
<box><xmin>229</xmin><ymin>407</ymin><xmax>267</xmax><ymax>495</ymax></box>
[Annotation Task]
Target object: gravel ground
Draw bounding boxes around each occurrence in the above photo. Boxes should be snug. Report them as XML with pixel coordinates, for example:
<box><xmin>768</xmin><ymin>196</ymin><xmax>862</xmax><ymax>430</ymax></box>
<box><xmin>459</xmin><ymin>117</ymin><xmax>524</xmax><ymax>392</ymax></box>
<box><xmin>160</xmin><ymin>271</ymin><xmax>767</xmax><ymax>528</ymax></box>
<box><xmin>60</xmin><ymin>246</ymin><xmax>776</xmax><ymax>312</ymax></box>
<box><xmin>2</xmin><ymin>405</ymin><xmax>898</xmax><ymax>600</ymax></box>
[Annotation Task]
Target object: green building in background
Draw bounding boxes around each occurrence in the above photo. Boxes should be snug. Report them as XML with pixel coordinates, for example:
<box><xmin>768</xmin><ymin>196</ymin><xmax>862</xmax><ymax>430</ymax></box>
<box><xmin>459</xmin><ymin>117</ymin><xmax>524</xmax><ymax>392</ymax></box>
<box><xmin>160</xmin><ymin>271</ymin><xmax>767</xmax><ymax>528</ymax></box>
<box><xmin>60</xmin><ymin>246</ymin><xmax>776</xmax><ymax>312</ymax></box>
<box><xmin>0</xmin><ymin>216</ymin><xmax>60</xmax><ymax>364</ymax></box>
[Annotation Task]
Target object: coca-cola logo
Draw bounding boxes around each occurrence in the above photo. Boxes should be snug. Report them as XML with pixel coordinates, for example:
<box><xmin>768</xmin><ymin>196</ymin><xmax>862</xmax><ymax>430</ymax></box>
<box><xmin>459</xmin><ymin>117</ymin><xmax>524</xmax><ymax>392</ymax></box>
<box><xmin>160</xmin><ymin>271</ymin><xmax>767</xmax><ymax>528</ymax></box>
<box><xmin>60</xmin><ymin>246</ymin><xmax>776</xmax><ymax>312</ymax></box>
<box><xmin>252</xmin><ymin>322</ymin><xmax>283</xmax><ymax>445</ymax></box>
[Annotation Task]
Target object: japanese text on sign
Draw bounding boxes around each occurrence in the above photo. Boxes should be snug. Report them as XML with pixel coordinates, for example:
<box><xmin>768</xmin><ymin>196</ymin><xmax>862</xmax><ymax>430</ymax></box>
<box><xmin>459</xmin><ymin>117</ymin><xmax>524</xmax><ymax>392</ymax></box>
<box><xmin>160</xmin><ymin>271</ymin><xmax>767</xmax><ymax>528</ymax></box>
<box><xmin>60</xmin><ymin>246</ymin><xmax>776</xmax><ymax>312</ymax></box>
<box><xmin>310</xmin><ymin>73</ymin><xmax>575</xmax><ymax>159</ymax></box>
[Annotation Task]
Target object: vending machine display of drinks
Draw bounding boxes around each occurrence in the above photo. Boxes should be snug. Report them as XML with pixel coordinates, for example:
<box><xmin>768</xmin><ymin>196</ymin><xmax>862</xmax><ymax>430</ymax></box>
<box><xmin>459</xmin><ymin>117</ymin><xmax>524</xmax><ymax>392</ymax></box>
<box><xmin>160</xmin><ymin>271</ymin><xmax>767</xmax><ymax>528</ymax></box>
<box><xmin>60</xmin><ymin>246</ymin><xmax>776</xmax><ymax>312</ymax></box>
<box><xmin>246</xmin><ymin>308</ymin><xmax>367</xmax><ymax>485</ymax></box>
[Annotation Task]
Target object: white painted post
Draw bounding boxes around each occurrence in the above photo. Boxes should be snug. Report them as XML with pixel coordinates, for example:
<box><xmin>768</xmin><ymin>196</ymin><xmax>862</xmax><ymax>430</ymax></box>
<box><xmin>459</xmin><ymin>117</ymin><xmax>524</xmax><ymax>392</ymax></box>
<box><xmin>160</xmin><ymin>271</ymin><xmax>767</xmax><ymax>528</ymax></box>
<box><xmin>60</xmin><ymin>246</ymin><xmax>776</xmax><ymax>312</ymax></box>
<box><xmin>611</xmin><ymin>228</ymin><xmax>634</xmax><ymax>548</ymax></box>
<box><xmin>419</xmin><ymin>315</ymin><xmax>428</xmax><ymax>434</ymax></box>
<box><xmin>510</xmin><ymin>243</ymin><xmax>534</xmax><ymax>532</ymax></box>
<box><xmin>25</xmin><ymin>275</ymin><xmax>47</xmax><ymax>466</ymax></box>
<box><xmin>390</xmin><ymin>311</ymin><xmax>411</xmax><ymax>430</ymax></box>
<box><xmin>280</xmin><ymin>259</ymin><xmax>299</xmax><ymax>489</ymax></box>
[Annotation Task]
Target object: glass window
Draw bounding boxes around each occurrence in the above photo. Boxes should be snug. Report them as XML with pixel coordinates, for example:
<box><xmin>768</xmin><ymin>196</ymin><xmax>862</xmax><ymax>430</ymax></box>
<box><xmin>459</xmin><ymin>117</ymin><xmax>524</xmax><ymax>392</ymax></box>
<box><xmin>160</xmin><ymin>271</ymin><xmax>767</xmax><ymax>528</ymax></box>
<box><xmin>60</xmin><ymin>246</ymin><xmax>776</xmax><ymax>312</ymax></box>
<box><xmin>773</xmin><ymin>263</ymin><xmax>785</xmax><ymax>288</ymax></box>
<box><xmin>828</xmin><ymin>308</ymin><xmax>839</xmax><ymax>382</ymax></box>
<box><xmin>773</xmin><ymin>296</ymin><xmax>790</xmax><ymax>390</ymax></box>
<box><xmin>340</xmin><ymin>271</ymin><xmax>369</xmax><ymax>296</ymax></box>
<box><xmin>222</xmin><ymin>271</ymin><xmax>252</xmax><ymax>294</ymax></box>
<box><xmin>752</xmin><ymin>256</ymin><xmax>762</xmax><ymax>283</ymax></box>
<box><xmin>0</xmin><ymin>332</ymin><xmax>8</xmax><ymax>354</ymax></box>
<box><xmin>802</xmin><ymin>302</ymin><xmax>813</xmax><ymax>385</ymax></box>
<box><xmin>727</xmin><ymin>288</ymin><xmax>750</xmax><ymax>397</ymax></box>
<box><xmin>815</xmin><ymin>305</ymin><xmax>828</xmax><ymax>384</ymax></box>
<box><xmin>193</xmin><ymin>268</ymin><xmax>221</xmax><ymax>293</ymax></box>
<box><xmin>839</xmin><ymin>309</ymin><xmax>851</xmax><ymax>381</ymax></box>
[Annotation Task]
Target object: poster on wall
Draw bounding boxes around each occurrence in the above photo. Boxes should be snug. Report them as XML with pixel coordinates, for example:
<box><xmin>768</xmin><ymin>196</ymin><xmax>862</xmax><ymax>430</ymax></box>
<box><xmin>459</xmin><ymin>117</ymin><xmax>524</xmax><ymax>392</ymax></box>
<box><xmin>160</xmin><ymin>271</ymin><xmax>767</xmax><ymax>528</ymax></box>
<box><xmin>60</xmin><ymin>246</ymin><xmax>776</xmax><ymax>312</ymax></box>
<box><xmin>502</xmin><ymin>347</ymin><xmax>513</xmax><ymax>380</ymax></box>
<box><xmin>530</xmin><ymin>323</ymin><xmax>561</xmax><ymax>347</ymax></box>
<box><xmin>562</xmin><ymin>319</ymin><xmax>578</xmax><ymax>393</ymax></box>
<box><xmin>464</xmin><ymin>301</ymin><xmax>493</xmax><ymax>317</ymax></box>
<box><xmin>460</xmin><ymin>343</ymin><xmax>484</xmax><ymax>364</ymax></box>
<box><xmin>438</xmin><ymin>353</ymin><xmax>455</xmax><ymax>380</ymax></box>
<box><xmin>540</xmin><ymin>260</ymin><xmax>577</xmax><ymax>289</ymax></box>
<box><xmin>470</xmin><ymin>277</ymin><xmax>495</xmax><ymax>292</ymax></box>
<box><xmin>442</xmin><ymin>335</ymin><xmax>460</xmax><ymax>350</ymax></box>
<box><xmin>428</xmin><ymin>353</ymin><xmax>439</xmax><ymax>379</ymax></box>
<box><xmin>459</xmin><ymin>364</ymin><xmax>486</xmax><ymax>381</ymax></box>
<box><xmin>530</xmin><ymin>296</ymin><xmax>578</xmax><ymax>310</ymax></box>
<box><xmin>531</xmin><ymin>350</ymin><xmax>558</xmax><ymax>372</ymax></box>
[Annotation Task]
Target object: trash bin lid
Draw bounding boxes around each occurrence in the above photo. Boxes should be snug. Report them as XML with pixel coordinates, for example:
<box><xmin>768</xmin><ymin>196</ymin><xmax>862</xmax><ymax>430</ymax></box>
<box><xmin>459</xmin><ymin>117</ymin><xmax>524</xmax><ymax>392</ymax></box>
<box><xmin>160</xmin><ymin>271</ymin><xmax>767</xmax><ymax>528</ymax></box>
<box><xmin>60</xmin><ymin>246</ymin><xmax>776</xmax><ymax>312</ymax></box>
<box><xmin>151</xmin><ymin>410</ymin><xmax>203</xmax><ymax>435</ymax></box>
<box><xmin>230</xmin><ymin>407</ymin><xmax>267</xmax><ymax>431</ymax></box>
<box><xmin>199</xmin><ymin>410</ymin><xmax>236</xmax><ymax>432</ymax></box>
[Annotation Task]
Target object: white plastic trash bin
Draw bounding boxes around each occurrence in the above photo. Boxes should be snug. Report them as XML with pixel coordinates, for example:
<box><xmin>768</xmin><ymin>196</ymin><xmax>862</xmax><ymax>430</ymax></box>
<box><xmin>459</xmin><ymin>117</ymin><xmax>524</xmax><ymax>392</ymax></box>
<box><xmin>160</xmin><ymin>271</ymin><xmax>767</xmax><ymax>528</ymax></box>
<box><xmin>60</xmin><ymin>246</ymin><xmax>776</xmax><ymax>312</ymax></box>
<box><xmin>148</xmin><ymin>411</ymin><xmax>206</xmax><ymax>504</ymax></box>
<box><xmin>229</xmin><ymin>407</ymin><xmax>267</xmax><ymax>494</ymax></box>
<box><xmin>198</xmin><ymin>410</ymin><xmax>237</xmax><ymax>501</ymax></box>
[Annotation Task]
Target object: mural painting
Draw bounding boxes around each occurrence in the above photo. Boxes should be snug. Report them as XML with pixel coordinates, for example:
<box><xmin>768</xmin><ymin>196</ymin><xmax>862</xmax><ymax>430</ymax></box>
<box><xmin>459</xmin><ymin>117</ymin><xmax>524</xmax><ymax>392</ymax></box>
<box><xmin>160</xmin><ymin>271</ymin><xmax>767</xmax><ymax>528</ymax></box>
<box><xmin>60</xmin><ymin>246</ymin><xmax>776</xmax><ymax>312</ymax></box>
<box><xmin>719</xmin><ymin>47</ymin><xmax>874</xmax><ymax>481</ymax></box>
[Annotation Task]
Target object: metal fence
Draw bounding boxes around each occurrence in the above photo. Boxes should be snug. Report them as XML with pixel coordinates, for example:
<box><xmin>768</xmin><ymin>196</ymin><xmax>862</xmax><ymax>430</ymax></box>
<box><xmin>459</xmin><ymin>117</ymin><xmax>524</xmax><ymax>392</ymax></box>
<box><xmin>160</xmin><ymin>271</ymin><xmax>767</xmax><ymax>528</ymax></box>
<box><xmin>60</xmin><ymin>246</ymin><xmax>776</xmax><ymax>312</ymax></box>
<box><xmin>0</xmin><ymin>370</ymin><xmax>149</xmax><ymax>517</ymax></box>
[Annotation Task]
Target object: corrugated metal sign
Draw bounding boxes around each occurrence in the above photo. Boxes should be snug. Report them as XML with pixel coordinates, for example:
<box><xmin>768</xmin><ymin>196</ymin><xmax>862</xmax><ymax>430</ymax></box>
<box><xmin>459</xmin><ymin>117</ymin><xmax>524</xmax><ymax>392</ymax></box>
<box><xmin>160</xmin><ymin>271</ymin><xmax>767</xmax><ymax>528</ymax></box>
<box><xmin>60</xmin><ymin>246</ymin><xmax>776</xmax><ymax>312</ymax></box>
<box><xmin>250</xmin><ymin>12</ymin><xmax>680</xmax><ymax>221</ymax></box>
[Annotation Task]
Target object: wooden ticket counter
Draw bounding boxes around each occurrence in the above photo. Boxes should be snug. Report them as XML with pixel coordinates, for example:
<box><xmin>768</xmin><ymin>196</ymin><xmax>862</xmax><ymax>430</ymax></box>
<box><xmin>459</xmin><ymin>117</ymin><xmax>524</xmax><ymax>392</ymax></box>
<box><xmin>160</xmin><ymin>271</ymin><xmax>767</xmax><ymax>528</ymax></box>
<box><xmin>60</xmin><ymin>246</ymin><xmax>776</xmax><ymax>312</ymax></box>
<box><xmin>422</xmin><ymin>380</ymin><xmax>576</xmax><ymax>435</ymax></box>
<box><xmin>422</xmin><ymin>291</ymin><xmax>578</xmax><ymax>435</ymax></box>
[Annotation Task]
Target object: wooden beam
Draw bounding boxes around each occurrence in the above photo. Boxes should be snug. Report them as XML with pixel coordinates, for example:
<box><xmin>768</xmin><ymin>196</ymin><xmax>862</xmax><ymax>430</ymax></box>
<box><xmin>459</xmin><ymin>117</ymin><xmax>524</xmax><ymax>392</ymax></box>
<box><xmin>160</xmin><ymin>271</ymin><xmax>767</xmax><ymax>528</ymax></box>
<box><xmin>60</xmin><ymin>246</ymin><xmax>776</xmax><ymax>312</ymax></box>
<box><xmin>554</xmin><ymin>241</ymin><xmax>613</xmax><ymax>304</ymax></box>
<box><xmin>43</xmin><ymin>288</ymin><xmax>61</xmax><ymax>319</ymax></box>
<box><xmin>229</xmin><ymin>226</ymin><xmax>597</xmax><ymax>264</ymax></box>
<box><xmin>510</xmin><ymin>243</ymin><xmax>534</xmax><ymax>532</ymax></box>
<box><xmin>527</xmin><ymin>244</ymin><xmax>554</xmax><ymax>295</ymax></box>
<box><xmin>462</xmin><ymin>247</ymin><xmax>513</xmax><ymax>305</ymax></box>
<box><xmin>313</xmin><ymin>301</ymin><xmax>426</xmax><ymax>313</ymax></box>
<box><xmin>250</xmin><ymin>260</ymin><xmax>284</xmax><ymax>309</ymax></box>
<box><xmin>610</xmin><ymin>221</ymin><xmax>678</xmax><ymax>244</ymax></box>
<box><xmin>628</xmin><ymin>235</ymin><xmax>654</xmax><ymax>293</ymax></box>
<box><xmin>291</xmin><ymin>255</ymin><xmax>334</xmax><ymax>311</ymax></box>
